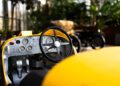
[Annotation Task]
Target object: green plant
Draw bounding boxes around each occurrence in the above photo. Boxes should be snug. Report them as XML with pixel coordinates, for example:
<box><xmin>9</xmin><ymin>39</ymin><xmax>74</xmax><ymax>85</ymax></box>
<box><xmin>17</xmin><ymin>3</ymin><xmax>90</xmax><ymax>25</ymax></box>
<box><xmin>27</xmin><ymin>1</ymin><xmax>88</xmax><ymax>33</ymax></box>
<box><xmin>98</xmin><ymin>0</ymin><xmax>120</xmax><ymax>29</ymax></box>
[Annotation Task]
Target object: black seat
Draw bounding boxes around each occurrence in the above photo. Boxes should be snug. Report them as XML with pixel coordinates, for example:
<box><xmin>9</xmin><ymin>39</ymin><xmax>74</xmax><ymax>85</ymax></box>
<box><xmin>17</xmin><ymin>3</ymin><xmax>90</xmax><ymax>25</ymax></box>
<box><xmin>19</xmin><ymin>69</ymin><xmax>48</xmax><ymax>86</ymax></box>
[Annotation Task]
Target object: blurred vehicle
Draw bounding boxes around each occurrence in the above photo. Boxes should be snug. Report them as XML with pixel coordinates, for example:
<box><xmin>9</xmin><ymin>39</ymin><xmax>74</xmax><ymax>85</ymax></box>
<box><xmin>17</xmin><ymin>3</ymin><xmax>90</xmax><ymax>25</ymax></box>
<box><xmin>51</xmin><ymin>20</ymin><xmax>106</xmax><ymax>51</ymax></box>
<box><xmin>75</xmin><ymin>25</ymin><xmax>106</xmax><ymax>49</ymax></box>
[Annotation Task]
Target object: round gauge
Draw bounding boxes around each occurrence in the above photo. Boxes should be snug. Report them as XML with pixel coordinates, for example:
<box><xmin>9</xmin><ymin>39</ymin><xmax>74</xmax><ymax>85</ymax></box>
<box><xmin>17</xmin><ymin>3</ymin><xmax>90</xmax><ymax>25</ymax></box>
<box><xmin>42</xmin><ymin>36</ymin><xmax>53</xmax><ymax>45</ymax></box>
<box><xmin>19</xmin><ymin>46</ymin><xmax>25</xmax><ymax>52</ymax></box>
<box><xmin>46</xmin><ymin>36</ymin><xmax>54</xmax><ymax>44</ymax></box>
<box><xmin>26</xmin><ymin>46</ymin><xmax>32</xmax><ymax>52</ymax></box>
<box><xmin>22</xmin><ymin>38</ymin><xmax>29</xmax><ymax>45</ymax></box>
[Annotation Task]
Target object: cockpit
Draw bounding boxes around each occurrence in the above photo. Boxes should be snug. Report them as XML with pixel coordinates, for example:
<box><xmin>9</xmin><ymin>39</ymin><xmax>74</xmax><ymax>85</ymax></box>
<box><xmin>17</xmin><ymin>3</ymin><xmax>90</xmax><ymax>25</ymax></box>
<box><xmin>1</xmin><ymin>27</ymin><xmax>74</xmax><ymax>86</ymax></box>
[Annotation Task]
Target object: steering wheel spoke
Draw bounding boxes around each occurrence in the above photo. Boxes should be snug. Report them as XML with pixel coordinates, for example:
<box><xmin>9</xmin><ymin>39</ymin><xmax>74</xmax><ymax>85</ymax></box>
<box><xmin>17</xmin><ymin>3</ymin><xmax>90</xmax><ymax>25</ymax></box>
<box><xmin>42</xmin><ymin>43</ymin><xmax>54</xmax><ymax>46</ymax></box>
<box><xmin>53</xmin><ymin>29</ymin><xmax>58</xmax><ymax>40</ymax></box>
<box><xmin>60</xmin><ymin>42</ymin><xmax>70</xmax><ymax>46</ymax></box>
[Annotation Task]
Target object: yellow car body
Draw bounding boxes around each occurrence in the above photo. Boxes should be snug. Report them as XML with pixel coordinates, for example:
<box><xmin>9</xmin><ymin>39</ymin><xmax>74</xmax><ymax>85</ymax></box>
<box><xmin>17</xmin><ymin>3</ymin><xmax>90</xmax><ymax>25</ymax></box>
<box><xmin>42</xmin><ymin>47</ymin><xmax>120</xmax><ymax>86</ymax></box>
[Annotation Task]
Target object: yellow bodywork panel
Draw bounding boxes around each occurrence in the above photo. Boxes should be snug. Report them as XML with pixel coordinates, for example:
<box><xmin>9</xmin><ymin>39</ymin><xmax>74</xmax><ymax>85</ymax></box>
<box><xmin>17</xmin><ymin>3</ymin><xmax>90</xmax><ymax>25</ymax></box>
<box><xmin>18</xmin><ymin>31</ymin><xmax>33</xmax><ymax>36</ymax></box>
<box><xmin>42</xmin><ymin>29</ymin><xmax>69</xmax><ymax>41</ymax></box>
<box><xmin>42</xmin><ymin>47</ymin><xmax>120</xmax><ymax>86</ymax></box>
<box><xmin>2</xmin><ymin>36</ymin><xmax>26</xmax><ymax>86</ymax></box>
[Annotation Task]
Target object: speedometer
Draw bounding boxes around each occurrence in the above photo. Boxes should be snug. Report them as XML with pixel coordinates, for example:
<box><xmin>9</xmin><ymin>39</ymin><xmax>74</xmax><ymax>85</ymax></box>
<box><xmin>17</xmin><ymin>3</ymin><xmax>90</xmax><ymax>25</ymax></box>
<box><xmin>22</xmin><ymin>38</ymin><xmax>29</xmax><ymax>45</ymax></box>
<box><xmin>46</xmin><ymin>36</ymin><xmax>54</xmax><ymax>44</ymax></box>
<box><xmin>42</xmin><ymin>36</ymin><xmax>54</xmax><ymax>45</ymax></box>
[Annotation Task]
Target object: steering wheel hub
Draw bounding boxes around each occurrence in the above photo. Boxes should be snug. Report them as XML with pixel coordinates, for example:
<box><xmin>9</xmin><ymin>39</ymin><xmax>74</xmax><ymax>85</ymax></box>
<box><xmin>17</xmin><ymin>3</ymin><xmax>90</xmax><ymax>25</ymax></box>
<box><xmin>54</xmin><ymin>41</ymin><xmax>61</xmax><ymax>47</ymax></box>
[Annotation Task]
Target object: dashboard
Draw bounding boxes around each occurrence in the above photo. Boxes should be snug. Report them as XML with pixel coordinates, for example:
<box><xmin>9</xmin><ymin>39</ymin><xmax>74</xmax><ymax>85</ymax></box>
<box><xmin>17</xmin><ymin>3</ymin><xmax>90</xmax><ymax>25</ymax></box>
<box><xmin>4</xmin><ymin>36</ymin><xmax>57</xmax><ymax>57</ymax></box>
<box><xmin>2</xmin><ymin>28</ymin><xmax>73</xmax><ymax>86</ymax></box>
<box><xmin>3</xmin><ymin>35</ymin><xmax>63</xmax><ymax>86</ymax></box>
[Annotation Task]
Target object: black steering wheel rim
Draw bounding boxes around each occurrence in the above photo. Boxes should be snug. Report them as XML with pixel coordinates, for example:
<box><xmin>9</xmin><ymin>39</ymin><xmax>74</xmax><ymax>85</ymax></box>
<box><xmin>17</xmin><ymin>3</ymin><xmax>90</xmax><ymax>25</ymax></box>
<box><xmin>70</xmin><ymin>35</ymin><xmax>81</xmax><ymax>52</ymax></box>
<box><xmin>39</xmin><ymin>26</ymin><xmax>73</xmax><ymax>63</ymax></box>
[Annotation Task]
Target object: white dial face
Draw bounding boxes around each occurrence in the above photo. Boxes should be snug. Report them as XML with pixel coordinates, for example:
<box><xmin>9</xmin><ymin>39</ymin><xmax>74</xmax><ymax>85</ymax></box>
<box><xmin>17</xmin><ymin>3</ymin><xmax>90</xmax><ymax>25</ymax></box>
<box><xmin>46</xmin><ymin>37</ymin><xmax>54</xmax><ymax>44</ymax></box>
<box><xmin>22</xmin><ymin>38</ymin><xmax>29</xmax><ymax>45</ymax></box>
<box><xmin>41</xmin><ymin>36</ymin><xmax>54</xmax><ymax>51</ymax></box>
<box><xmin>42</xmin><ymin>36</ymin><xmax>53</xmax><ymax>44</ymax></box>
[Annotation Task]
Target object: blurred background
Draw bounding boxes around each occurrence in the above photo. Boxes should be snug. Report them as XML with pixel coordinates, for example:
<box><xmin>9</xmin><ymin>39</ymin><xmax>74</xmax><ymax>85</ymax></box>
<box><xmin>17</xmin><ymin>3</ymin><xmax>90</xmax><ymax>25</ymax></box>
<box><xmin>1</xmin><ymin>0</ymin><xmax>120</xmax><ymax>45</ymax></box>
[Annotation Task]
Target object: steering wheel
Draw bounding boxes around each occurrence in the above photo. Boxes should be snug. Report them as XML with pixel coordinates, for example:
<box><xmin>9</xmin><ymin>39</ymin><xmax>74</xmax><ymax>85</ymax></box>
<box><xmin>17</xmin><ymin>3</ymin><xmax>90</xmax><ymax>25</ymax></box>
<box><xmin>39</xmin><ymin>26</ymin><xmax>73</xmax><ymax>63</ymax></box>
<box><xmin>70</xmin><ymin>35</ymin><xmax>81</xmax><ymax>52</ymax></box>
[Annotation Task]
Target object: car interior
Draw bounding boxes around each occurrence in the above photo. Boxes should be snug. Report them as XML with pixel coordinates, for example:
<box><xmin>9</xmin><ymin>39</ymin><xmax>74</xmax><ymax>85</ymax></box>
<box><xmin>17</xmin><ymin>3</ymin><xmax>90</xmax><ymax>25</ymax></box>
<box><xmin>1</xmin><ymin>27</ymin><xmax>74</xmax><ymax>86</ymax></box>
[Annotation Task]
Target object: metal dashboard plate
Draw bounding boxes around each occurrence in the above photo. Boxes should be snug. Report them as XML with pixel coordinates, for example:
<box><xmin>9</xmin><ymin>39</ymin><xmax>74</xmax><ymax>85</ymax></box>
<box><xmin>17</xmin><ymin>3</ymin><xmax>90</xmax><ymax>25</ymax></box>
<box><xmin>4</xmin><ymin>36</ymin><xmax>57</xmax><ymax>57</ymax></box>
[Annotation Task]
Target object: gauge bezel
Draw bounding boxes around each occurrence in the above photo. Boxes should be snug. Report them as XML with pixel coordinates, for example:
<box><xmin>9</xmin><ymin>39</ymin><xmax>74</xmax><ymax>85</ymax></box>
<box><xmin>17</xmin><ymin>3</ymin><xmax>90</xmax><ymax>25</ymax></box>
<box><xmin>22</xmin><ymin>38</ymin><xmax>29</xmax><ymax>45</ymax></box>
<box><xmin>26</xmin><ymin>45</ymin><xmax>32</xmax><ymax>52</ymax></box>
<box><xmin>19</xmin><ymin>46</ymin><xmax>25</xmax><ymax>52</ymax></box>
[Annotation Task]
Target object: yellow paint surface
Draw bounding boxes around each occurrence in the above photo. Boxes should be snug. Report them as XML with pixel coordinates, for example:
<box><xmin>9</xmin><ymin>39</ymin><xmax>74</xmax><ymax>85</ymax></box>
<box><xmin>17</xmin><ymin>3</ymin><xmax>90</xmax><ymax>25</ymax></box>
<box><xmin>42</xmin><ymin>47</ymin><xmax>120</xmax><ymax>86</ymax></box>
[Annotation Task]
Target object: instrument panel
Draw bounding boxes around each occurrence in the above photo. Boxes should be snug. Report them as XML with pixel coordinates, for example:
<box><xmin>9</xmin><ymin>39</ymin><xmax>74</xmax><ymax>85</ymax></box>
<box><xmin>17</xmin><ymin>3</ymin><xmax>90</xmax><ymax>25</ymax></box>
<box><xmin>4</xmin><ymin>36</ymin><xmax>57</xmax><ymax>57</ymax></box>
